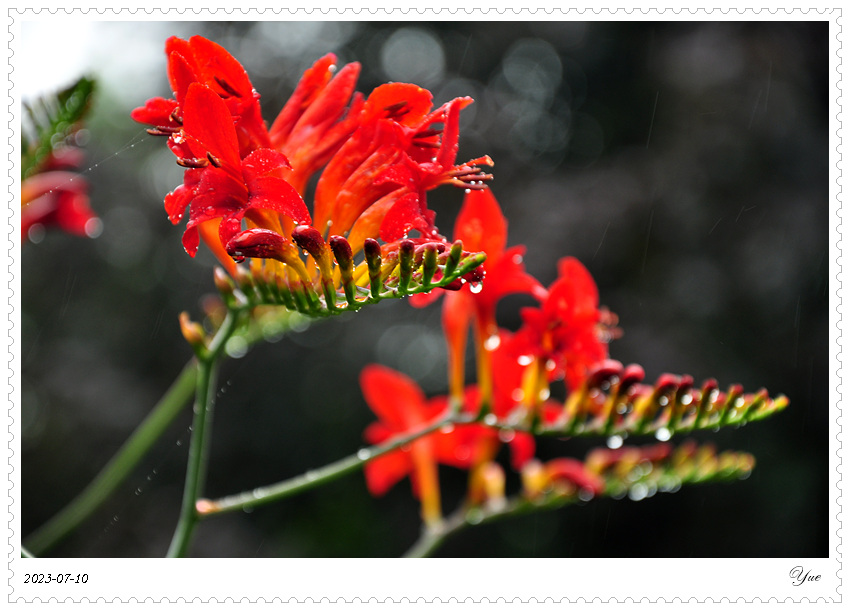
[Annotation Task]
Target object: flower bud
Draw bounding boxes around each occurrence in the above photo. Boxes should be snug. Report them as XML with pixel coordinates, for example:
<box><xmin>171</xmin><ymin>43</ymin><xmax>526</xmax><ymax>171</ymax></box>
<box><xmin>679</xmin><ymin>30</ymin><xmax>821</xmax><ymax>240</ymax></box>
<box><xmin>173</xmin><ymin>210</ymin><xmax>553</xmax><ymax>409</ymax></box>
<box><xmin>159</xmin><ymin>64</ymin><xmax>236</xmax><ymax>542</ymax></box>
<box><xmin>179</xmin><ymin>311</ymin><xmax>207</xmax><ymax>355</ymax></box>
<box><xmin>521</xmin><ymin>459</ymin><xmax>548</xmax><ymax>499</ymax></box>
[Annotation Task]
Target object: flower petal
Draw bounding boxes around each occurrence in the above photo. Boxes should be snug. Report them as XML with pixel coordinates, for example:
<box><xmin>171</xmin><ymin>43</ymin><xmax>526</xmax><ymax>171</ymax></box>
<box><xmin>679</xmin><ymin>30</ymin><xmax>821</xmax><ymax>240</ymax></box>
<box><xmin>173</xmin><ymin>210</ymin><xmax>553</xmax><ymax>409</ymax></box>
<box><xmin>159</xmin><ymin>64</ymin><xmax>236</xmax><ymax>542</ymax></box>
<box><xmin>246</xmin><ymin>175</ymin><xmax>311</xmax><ymax>225</ymax></box>
<box><xmin>363</xmin><ymin>449</ymin><xmax>414</xmax><ymax>496</ymax></box>
<box><xmin>453</xmin><ymin>188</ymin><xmax>506</xmax><ymax>260</ymax></box>
<box><xmin>360</xmin><ymin>365</ymin><xmax>428</xmax><ymax>431</ymax></box>
<box><xmin>182</xmin><ymin>83</ymin><xmax>242</xmax><ymax>172</ymax></box>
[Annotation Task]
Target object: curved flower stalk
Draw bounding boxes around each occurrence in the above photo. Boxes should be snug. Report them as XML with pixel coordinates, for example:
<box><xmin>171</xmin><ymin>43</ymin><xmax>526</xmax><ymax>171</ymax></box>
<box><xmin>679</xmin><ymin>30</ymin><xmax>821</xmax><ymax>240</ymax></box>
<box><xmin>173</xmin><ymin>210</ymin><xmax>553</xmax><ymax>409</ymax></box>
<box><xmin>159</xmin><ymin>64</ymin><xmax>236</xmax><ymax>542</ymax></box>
<box><xmin>21</xmin><ymin>77</ymin><xmax>100</xmax><ymax>242</ymax></box>
<box><xmin>353</xmin><ymin>188</ymin><xmax>787</xmax><ymax>556</ymax></box>
<box><xmin>133</xmin><ymin>35</ymin><xmax>490</xmax><ymax>312</ymax></box>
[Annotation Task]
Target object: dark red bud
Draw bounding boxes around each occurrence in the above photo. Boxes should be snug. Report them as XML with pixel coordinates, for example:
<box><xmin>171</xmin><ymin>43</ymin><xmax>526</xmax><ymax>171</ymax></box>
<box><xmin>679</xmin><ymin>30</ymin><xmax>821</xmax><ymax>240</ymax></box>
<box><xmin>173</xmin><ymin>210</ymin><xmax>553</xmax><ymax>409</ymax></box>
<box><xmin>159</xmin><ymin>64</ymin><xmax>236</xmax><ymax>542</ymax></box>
<box><xmin>586</xmin><ymin>359</ymin><xmax>625</xmax><ymax>388</ymax></box>
<box><xmin>364</xmin><ymin>238</ymin><xmax>381</xmax><ymax>260</ymax></box>
<box><xmin>463</xmin><ymin>267</ymin><xmax>486</xmax><ymax>284</ymax></box>
<box><xmin>329</xmin><ymin>235</ymin><xmax>353</xmax><ymax>269</ymax></box>
<box><xmin>292</xmin><ymin>225</ymin><xmax>327</xmax><ymax>258</ymax></box>
<box><xmin>225</xmin><ymin>228</ymin><xmax>287</xmax><ymax>261</ymax></box>
<box><xmin>620</xmin><ymin>364</ymin><xmax>645</xmax><ymax>389</ymax></box>
<box><xmin>701</xmin><ymin>379</ymin><xmax>719</xmax><ymax>394</ymax></box>
<box><xmin>654</xmin><ymin>374</ymin><xmax>680</xmax><ymax>395</ymax></box>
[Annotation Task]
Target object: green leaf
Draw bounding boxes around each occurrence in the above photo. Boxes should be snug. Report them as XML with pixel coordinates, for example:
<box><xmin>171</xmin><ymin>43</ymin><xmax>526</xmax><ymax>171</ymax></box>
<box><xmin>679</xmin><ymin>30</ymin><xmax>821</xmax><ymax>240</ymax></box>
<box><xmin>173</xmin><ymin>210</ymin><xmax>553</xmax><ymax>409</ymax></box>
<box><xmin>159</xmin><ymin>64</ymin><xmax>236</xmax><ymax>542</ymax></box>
<box><xmin>21</xmin><ymin>76</ymin><xmax>96</xmax><ymax>180</ymax></box>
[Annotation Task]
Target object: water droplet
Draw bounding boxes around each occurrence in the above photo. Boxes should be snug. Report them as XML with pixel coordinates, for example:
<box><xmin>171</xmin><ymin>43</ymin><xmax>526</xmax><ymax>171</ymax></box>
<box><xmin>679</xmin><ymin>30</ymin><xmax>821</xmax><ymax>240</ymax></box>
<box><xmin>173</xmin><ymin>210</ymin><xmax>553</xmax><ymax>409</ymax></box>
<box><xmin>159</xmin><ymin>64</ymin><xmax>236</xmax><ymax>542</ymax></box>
<box><xmin>681</xmin><ymin>394</ymin><xmax>693</xmax><ymax>406</ymax></box>
<box><xmin>511</xmin><ymin>388</ymin><xmax>524</xmax><ymax>402</ymax></box>
<box><xmin>655</xmin><ymin>427</ymin><xmax>672</xmax><ymax>442</ymax></box>
<box><xmin>134</xmin><ymin>488</ymin><xmax>142</xmax><ymax>496</ymax></box>
<box><xmin>243</xmin><ymin>506</ymin><xmax>254</xmax><ymax>513</ymax></box>
<box><xmin>484</xmin><ymin>335</ymin><xmax>501</xmax><ymax>351</ymax></box>
<box><xmin>357</xmin><ymin>448</ymin><xmax>371</xmax><ymax>461</ymax></box>
<box><xmin>498</xmin><ymin>428</ymin><xmax>515</xmax><ymax>443</ymax></box>
<box><xmin>440</xmin><ymin>423</ymin><xmax>455</xmax><ymax>434</ymax></box>
<box><xmin>27</xmin><ymin>223</ymin><xmax>45</xmax><ymax>244</ymax></box>
<box><xmin>469</xmin><ymin>282</ymin><xmax>483</xmax><ymax>294</ymax></box>
<box><xmin>735</xmin><ymin>397</ymin><xmax>745</xmax><ymax>408</ymax></box>
<box><xmin>517</xmin><ymin>355</ymin><xmax>533</xmax><ymax>366</ymax></box>
<box><xmin>538</xmin><ymin>388</ymin><xmax>550</xmax><ymax>401</ymax></box>
<box><xmin>628</xmin><ymin>483</ymin><xmax>649</xmax><ymax>501</ymax></box>
<box><xmin>578</xmin><ymin>488</ymin><xmax>595</xmax><ymax>502</ymax></box>
<box><xmin>176</xmin><ymin>440</ymin><xmax>182</xmax><ymax>446</ymax></box>
<box><xmin>84</xmin><ymin>218</ymin><xmax>103</xmax><ymax>238</ymax></box>
<box><xmin>225</xmin><ymin>336</ymin><xmax>249</xmax><ymax>359</ymax></box>
<box><xmin>658</xmin><ymin>396</ymin><xmax>669</xmax><ymax>407</ymax></box>
<box><xmin>465</xmin><ymin>508</ymin><xmax>484</xmax><ymax>525</ymax></box>
<box><xmin>607</xmin><ymin>435</ymin><xmax>624</xmax><ymax>449</ymax></box>
<box><xmin>512</xmin><ymin>253</ymin><xmax>523</xmax><ymax>264</ymax></box>
<box><xmin>483</xmin><ymin>413</ymin><xmax>498</xmax><ymax>426</ymax></box>
<box><xmin>305</xmin><ymin>471</ymin><xmax>318</xmax><ymax>482</ymax></box>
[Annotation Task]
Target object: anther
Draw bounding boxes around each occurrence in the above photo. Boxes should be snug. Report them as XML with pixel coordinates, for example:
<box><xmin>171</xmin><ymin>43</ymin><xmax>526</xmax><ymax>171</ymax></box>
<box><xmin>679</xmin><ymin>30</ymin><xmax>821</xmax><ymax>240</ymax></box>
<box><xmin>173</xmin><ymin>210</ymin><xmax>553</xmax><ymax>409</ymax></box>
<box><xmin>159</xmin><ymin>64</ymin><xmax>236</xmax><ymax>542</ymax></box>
<box><xmin>214</xmin><ymin>77</ymin><xmax>242</xmax><ymax>98</ymax></box>
<box><xmin>176</xmin><ymin>157</ymin><xmax>210</xmax><ymax>169</ymax></box>
<box><xmin>206</xmin><ymin>152</ymin><xmax>222</xmax><ymax>168</ymax></box>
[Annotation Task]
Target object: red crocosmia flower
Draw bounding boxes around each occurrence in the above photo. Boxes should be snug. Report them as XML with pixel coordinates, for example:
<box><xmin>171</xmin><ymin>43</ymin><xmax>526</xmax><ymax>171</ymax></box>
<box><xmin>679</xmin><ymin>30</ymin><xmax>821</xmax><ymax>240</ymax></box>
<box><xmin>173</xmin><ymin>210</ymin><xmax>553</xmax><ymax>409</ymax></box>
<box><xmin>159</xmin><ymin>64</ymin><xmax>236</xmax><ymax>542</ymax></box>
<box><xmin>313</xmin><ymin>83</ymin><xmax>490</xmax><ymax>253</ymax></box>
<box><xmin>361</xmin><ymin>365</ymin><xmax>500</xmax><ymax>525</ymax></box>
<box><xmin>513</xmin><ymin>257</ymin><xmax>609</xmax><ymax>392</ymax></box>
<box><xmin>21</xmin><ymin>148</ymin><xmax>100</xmax><ymax>242</ymax></box>
<box><xmin>411</xmin><ymin>189</ymin><xmax>545</xmax><ymax>403</ymax></box>
<box><xmin>175</xmin><ymin>83</ymin><xmax>310</xmax><ymax>260</ymax></box>
<box><xmin>131</xmin><ymin>35</ymin><xmax>270</xmax><ymax>156</ymax></box>
<box><xmin>268</xmin><ymin>54</ymin><xmax>364</xmax><ymax>196</ymax></box>
<box><xmin>489</xmin><ymin>330</ymin><xmax>566</xmax><ymax>425</ymax></box>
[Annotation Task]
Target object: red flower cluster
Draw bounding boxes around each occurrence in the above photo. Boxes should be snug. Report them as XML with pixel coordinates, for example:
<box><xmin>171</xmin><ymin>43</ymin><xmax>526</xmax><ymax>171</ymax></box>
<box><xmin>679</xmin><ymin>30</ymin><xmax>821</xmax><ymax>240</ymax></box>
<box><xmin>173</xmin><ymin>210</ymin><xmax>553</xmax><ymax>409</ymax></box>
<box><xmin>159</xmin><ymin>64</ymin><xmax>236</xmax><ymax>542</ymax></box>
<box><xmin>132</xmin><ymin>36</ymin><xmax>492</xmax><ymax>283</ymax></box>
<box><xmin>361</xmin><ymin>189</ymin><xmax>617</xmax><ymax>522</ymax></box>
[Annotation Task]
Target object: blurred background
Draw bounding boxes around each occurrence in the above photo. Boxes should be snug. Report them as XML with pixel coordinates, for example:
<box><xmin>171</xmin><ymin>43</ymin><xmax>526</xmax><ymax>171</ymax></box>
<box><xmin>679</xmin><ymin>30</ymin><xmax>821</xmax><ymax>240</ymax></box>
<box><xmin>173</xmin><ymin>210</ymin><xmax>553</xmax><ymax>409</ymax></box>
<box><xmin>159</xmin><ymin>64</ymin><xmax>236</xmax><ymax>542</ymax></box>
<box><xmin>20</xmin><ymin>20</ymin><xmax>829</xmax><ymax>557</ymax></box>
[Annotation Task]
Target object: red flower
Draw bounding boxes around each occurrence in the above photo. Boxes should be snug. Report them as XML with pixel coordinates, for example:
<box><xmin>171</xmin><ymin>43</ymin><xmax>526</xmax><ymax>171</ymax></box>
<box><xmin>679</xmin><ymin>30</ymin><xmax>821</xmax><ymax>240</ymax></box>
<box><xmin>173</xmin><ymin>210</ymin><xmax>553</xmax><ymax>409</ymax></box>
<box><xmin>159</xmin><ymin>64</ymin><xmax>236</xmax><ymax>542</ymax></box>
<box><xmin>513</xmin><ymin>257</ymin><xmax>610</xmax><ymax>391</ymax></box>
<box><xmin>412</xmin><ymin>188</ymin><xmax>545</xmax><ymax>403</ymax></box>
<box><xmin>21</xmin><ymin>148</ymin><xmax>99</xmax><ymax>242</ymax></box>
<box><xmin>136</xmin><ymin>38</ymin><xmax>487</xmax><ymax>300</ymax></box>
<box><xmin>131</xmin><ymin>35</ymin><xmax>270</xmax><ymax>156</ymax></box>
<box><xmin>313</xmin><ymin>83</ymin><xmax>491</xmax><ymax>254</ymax></box>
<box><xmin>361</xmin><ymin>365</ymin><xmax>517</xmax><ymax>524</ymax></box>
<box><xmin>268</xmin><ymin>54</ymin><xmax>363</xmax><ymax>195</ymax></box>
<box><xmin>169</xmin><ymin>83</ymin><xmax>310</xmax><ymax>260</ymax></box>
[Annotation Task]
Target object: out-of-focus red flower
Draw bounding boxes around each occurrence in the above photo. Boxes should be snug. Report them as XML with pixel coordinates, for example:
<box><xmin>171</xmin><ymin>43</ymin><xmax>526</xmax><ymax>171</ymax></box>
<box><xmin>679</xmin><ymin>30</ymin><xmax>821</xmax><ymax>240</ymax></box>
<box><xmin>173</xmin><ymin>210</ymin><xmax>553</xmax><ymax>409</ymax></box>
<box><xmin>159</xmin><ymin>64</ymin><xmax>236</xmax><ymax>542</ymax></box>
<box><xmin>360</xmin><ymin>365</ymin><xmax>525</xmax><ymax>524</ymax></box>
<box><xmin>411</xmin><ymin>188</ymin><xmax>545</xmax><ymax>403</ymax></box>
<box><xmin>21</xmin><ymin>148</ymin><xmax>100</xmax><ymax>242</ymax></box>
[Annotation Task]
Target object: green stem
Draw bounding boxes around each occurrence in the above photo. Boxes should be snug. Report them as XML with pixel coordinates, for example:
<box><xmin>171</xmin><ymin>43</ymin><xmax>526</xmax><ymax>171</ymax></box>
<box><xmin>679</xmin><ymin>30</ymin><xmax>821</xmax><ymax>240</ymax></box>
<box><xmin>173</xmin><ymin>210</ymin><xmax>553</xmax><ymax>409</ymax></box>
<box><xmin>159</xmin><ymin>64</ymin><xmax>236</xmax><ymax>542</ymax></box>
<box><xmin>403</xmin><ymin>496</ymin><xmax>571</xmax><ymax>558</ymax></box>
<box><xmin>166</xmin><ymin>309</ymin><xmax>242</xmax><ymax>558</ymax></box>
<box><xmin>24</xmin><ymin>360</ymin><xmax>198</xmax><ymax>556</ymax></box>
<box><xmin>21</xmin><ymin>546</ymin><xmax>35</xmax><ymax>558</ymax></box>
<box><xmin>197</xmin><ymin>413</ymin><xmax>472</xmax><ymax>517</ymax></box>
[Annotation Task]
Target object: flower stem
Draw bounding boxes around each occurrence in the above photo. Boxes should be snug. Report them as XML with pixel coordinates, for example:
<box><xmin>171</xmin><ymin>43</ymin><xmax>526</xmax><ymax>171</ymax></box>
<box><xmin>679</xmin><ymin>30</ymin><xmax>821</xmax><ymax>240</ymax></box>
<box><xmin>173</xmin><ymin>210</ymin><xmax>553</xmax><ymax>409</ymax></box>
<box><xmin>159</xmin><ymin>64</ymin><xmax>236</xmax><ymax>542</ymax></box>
<box><xmin>403</xmin><ymin>496</ymin><xmax>571</xmax><ymax>558</ymax></box>
<box><xmin>24</xmin><ymin>360</ymin><xmax>198</xmax><ymax>556</ymax></box>
<box><xmin>166</xmin><ymin>309</ymin><xmax>242</xmax><ymax>558</ymax></box>
<box><xmin>196</xmin><ymin>413</ymin><xmax>472</xmax><ymax>517</ymax></box>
